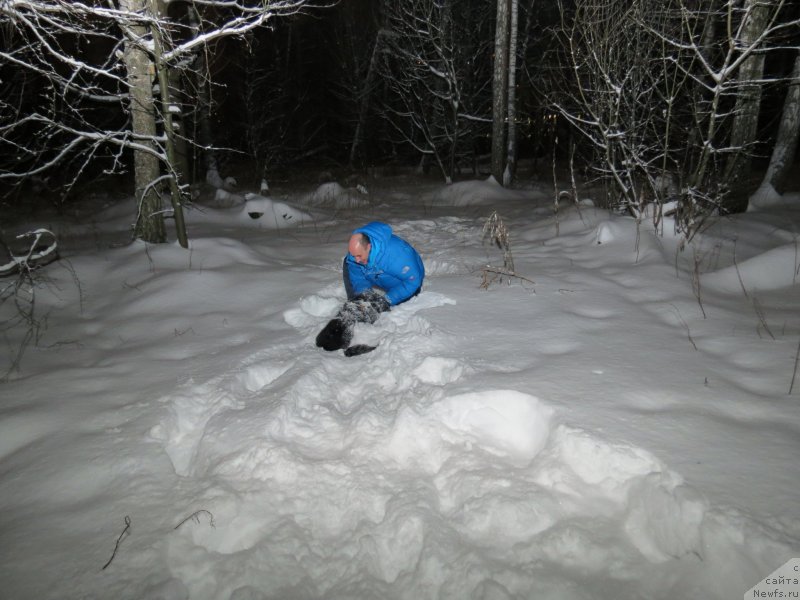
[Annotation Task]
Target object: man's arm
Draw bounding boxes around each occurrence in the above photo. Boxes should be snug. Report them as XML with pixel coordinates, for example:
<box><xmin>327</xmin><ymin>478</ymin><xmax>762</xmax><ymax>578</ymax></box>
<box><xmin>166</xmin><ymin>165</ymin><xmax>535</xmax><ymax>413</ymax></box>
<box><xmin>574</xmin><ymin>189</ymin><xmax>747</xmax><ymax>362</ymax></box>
<box><xmin>384</xmin><ymin>274</ymin><xmax>418</xmax><ymax>305</ymax></box>
<box><xmin>344</xmin><ymin>258</ymin><xmax>371</xmax><ymax>297</ymax></box>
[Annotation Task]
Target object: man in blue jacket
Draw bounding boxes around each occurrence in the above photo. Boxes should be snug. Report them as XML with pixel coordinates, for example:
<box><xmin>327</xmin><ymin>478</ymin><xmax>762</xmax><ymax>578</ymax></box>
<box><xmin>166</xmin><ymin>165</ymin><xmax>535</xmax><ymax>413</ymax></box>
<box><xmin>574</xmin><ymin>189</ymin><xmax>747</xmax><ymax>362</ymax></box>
<box><xmin>316</xmin><ymin>221</ymin><xmax>424</xmax><ymax>355</ymax></box>
<box><xmin>344</xmin><ymin>221</ymin><xmax>424</xmax><ymax>305</ymax></box>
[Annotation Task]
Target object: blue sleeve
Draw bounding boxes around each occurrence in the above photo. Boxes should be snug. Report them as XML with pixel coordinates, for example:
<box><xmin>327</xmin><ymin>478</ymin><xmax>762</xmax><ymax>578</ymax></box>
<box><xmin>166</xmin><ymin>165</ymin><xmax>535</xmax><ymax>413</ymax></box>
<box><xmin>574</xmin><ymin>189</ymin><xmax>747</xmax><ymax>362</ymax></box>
<box><xmin>384</xmin><ymin>271</ymin><xmax>419</xmax><ymax>305</ymax></box>
<box><xmin>345</xmin><ymin>257</ymin><xmax>371</xmax><ymax>297</ymax></box>
<box><xmin>382</xmin><ymin>240</ymin><xmax>424</xmax><ymax>305</ymax></box>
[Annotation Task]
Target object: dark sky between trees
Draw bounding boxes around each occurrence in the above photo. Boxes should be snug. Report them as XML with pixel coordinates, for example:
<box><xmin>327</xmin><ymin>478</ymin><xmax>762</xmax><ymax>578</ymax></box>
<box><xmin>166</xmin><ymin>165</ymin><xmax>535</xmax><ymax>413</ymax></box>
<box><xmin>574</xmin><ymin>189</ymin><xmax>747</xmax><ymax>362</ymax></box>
<box><xmin>1</xmin><ymin>0</ymin><xmax>798</xmax><ymax>214</ymax></box>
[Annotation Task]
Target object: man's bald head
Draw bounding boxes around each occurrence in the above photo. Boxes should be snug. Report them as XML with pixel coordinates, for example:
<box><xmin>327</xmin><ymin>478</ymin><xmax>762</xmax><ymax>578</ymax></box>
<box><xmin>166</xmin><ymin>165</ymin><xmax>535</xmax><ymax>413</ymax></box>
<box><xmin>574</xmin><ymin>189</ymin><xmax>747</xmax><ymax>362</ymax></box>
<box><xmin>348</xmin><ymin>233</ymin><xmax>371</xmax><ymax>265</ymax></box>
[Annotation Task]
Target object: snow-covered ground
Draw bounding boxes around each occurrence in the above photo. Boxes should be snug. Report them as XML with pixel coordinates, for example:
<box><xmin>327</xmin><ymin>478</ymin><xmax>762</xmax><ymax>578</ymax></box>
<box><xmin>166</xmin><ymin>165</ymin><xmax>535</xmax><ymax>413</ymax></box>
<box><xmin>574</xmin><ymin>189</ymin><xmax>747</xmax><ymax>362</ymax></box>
<box><xmin>1</xmin><ymin>174</ymin><xmax>798</xmax><ymax>599</ymax></box>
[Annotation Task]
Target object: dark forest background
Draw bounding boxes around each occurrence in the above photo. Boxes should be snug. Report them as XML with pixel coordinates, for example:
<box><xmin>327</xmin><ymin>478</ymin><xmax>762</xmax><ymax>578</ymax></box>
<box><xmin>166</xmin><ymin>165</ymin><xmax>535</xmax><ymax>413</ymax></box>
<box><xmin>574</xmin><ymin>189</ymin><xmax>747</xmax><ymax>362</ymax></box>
<box><xmin>2</xmin><ymin>0</ymin><xmax>799</xmax><ymax>247</ymax></box>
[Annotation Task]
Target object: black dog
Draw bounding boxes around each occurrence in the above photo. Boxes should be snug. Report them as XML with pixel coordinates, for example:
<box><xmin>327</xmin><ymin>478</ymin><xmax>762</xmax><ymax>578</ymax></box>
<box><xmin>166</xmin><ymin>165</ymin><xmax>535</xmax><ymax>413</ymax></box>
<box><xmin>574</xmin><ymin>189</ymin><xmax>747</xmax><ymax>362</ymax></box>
<box><xmin>315</xmin><ymin>290</ymin><xmax>389</xmax><ymax>356</ymax></box>
<box><xmin>315</xmin><ymin>317</ymin><xmax>353</xmax><ymax>351</ymax></box>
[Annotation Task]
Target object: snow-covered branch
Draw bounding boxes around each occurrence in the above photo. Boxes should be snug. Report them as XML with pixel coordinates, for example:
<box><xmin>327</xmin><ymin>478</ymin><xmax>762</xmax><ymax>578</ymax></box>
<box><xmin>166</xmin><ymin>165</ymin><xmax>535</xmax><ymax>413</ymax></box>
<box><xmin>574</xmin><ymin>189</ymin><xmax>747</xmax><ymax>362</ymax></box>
<box><xmin>0</xmin><ymin>230</ymin><xmax>58</xmax><ymax>278</ymax></box>
<box><xmin>546</xmin><ymin>0</ymin><xmax>795</xmax><ymax>240</ymax></box>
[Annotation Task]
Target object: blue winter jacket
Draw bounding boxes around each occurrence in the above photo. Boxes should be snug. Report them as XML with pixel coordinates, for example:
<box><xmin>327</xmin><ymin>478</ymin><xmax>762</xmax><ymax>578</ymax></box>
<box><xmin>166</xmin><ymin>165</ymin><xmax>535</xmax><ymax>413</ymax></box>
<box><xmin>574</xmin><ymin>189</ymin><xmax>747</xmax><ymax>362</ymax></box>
<box><xmin>345</xmin><ymin>222</ymin><xmax>424</xmax><ymax>306</ymax></box>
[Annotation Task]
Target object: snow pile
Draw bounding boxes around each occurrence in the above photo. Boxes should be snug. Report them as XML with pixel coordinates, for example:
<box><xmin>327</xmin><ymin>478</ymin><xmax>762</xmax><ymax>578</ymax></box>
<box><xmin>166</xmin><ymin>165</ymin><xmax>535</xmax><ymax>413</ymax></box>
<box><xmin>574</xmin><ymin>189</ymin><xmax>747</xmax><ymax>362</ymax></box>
<box><xmin>748</xmin><ymin>182</ymin><xmax>788</xmax><ymax>211</ymax></box>
<box><xmin>703</xmin><ymin>243</ymin><xmax>800</xmax><ymax>292</ymax></box>
<box><xmin>184</xmin><ymin>193</ymin><xmax>313</xmax><ymax>230</ymax></box>
<box><xmin>242</xmin><ymin>193</ymin><xmax>313</xmax><ymax>227</ymax></box>
<box><xmin>430</xmin><ymin>177</ymin><xmax>545</xmax><ymax>207</ymax></box>
<box><xmin>304</xmin><ymin>181</ymin><xmax>370</xmax><ymax>209</ymax></box>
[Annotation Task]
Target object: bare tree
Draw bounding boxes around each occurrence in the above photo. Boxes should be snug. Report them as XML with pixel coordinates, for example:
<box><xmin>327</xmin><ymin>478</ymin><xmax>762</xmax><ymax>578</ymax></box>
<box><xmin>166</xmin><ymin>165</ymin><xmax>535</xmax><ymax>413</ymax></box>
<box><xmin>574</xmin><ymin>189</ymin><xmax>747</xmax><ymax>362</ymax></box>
<box><xmin>723</xmin><ymin>0</ymin><xmax>772</xmax><ymax>186</ymax></box>
<box><xmin>664</xmin><ymin>0</ymin><xmax>795</xmax><ymax>221</ymax></box>
<box><xmin>1</xmin><ymin>228</ymin><xmax>60</xmax><ymax>379</ymax></box>
<box><xmin>119</xmin><ymin>0</ymin><xmax>169</xmax><ymax>244</ymax></box>
<box><xmin>379</xmin><ymin>0</ymin><xmax>487</xmax><ymax>183</ymax></box>
<box><xmin>549</xmin><ymin>0</ymin><xmax>798</xmax><ymax>241</ymax></box>
<box><xmin>503</xmin><ymin>0</ymin><xmax>520</xmax><ymax>186</ymax></box>
<box><xmin>230</xmin><ymin>29</ymin><xmax>294</xmax><ymax>182</ymax></box>
<box><xmin>1</xmin><ymin>0</ymin><xmax>312</xmax><ymax>246</ymax></box>
<box><xmin>346</xmin><ymin>26</ymin><xmax>388</xmax><ymax>169</ymax></box>
<box><xmin>492</xmin><ymin>0</ymin><xmax>510</xmax><ymax>183</ymax></box>
<box><xmin>380</xmin><ymin>0</ymin><xmax>454</xmax><ymax>180</ymax></box>
<box><xmin>552</xmin><ymin>0</ymin><xmax>670</xmax><ymax>217</ymax></box>
<box><xmin>752</xmin><ymin>49</ymin><xmax>800</xmax><ymax>204</ymax></box>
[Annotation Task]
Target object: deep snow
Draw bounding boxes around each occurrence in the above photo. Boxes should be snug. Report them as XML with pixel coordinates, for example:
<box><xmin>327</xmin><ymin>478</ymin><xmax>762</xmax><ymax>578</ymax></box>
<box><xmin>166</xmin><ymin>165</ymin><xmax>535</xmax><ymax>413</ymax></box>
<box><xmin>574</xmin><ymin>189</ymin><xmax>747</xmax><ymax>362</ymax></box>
<box><xmin>1</xmin><ymin>173</ymin><xmax>798</xmax><ymax>600</ymax></box>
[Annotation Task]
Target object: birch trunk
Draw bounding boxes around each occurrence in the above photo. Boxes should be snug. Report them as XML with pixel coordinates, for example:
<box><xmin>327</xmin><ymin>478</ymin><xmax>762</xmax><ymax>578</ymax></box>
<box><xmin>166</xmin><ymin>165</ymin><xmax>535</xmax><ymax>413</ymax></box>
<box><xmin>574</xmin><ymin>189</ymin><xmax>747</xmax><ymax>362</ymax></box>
<box><xmin>121</xmin><ymin>0</ymin><xmax>166</xmax><ymax>244</ymax></box>
<box><xmin>750</xmin><ymin>50</ymin><xmax>800</xmax><ymax>207</ymax></box>
<box><xmin>187</xmin><ymin>6</ymin><xmax>220</xmax><ymax>180</ymax></box>
<box><xmin>349</xmin><ymin>30</ymin><xmax>385</xmax><ymax>167</ymax></box>
<box><xmin>491</xmin><ymin>0</ymin><xmax>509</xmax><ymax>184</ymax></box>
<box><xmin>723</xmin><ymin>0</ymin><xmax>770</xmax><ymax>186</ymax></box>
<box><xmin>150</xmin><ymin>0</ymin><xmax>188</xmax><ymax>248</ymax></box>
<box><xmin>503</xmin><ymin>0</ymin><xmax>519</xmax><ymax>187</ymax></box>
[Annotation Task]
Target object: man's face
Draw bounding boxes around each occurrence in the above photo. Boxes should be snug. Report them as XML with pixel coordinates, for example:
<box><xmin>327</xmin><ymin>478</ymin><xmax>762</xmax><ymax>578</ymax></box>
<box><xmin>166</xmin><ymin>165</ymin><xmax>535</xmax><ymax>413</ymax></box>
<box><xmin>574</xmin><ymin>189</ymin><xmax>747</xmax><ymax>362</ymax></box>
<box><xmin>348</xmin><ymin>235</ymin><xmax>371</xmax><ymax>265</ymax></box>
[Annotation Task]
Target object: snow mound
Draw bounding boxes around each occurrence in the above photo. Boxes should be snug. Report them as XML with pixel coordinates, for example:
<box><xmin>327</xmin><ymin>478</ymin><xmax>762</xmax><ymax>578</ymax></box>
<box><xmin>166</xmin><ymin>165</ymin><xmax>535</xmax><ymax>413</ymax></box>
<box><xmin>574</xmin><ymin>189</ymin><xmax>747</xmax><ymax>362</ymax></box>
<box><xmin>283</xmin><ymin>295</ymin><xmax>343</xmax><ymax>329</ymax></box>
<box><xmin>236</xmin><ymin>359</ymin><xmax>295</xmax><ymax>392</ymax></box>
<box><xmin>152</xmin><ymin>375</ymin><xmax>767</xmax><ymax>599</ymax></box>
<box><xmin>241</xmin><ymin>193</ymin><xmax>312</xmax><ymax>227</ymax></box>
<box><xmin>424</xmin><ymin>258</ymin><xmax>471</xmax><ymax>275</ymax></box>
<box><xmin>185</xmin><ymin>198</ymin><xmax>312</xmax><ymax>229</ymax></box>
<box><xmin>748</xmin><ymin>183</ymin><xmax>790</xmax><ymax>211</ymax></box>
<box><xmin>149</xmin><ymin>380</ymin><xmax>245</xmax><ymax>476</ymax></box>
<box><xmin>703</xmin><ymin>243</ymin><xmax>800</xmax><ymax>292</ymax></box>
<box><xmin>305</xmin><ymin>182</ymin><xmax>370</xmax><ymax>209</ymax></box>
<box><xmin>594</xmin><ymin>219</ymin><xmax>629</xmax><ymax>245</ymax></box>
<box><xmin>412</xmin><ymin>356</ymin><xmax>468</xmax><ymax>385</ymax></box>
<box><xmin>184</xmin><ymin>237</ymin><xmax>269</xmax><ymax>268</ymax></box>
<box><xmin>392</xmin><ymin>390</ymin><xmax>553</xmax><ymax>467</ymax></box>
<box><xmin>0</xmin><ymin>410</ymin><xmax>64</xmax><ymax>461</ymax></box>
<box><xmin>429</xmin><ymin>178</ymin><xmax>539</xmax><ymax>206</ymax></box>
<box><xmin>212</xmin><ymin>188</ymin><xmax>245</xmax><ymax>208</ymax></box>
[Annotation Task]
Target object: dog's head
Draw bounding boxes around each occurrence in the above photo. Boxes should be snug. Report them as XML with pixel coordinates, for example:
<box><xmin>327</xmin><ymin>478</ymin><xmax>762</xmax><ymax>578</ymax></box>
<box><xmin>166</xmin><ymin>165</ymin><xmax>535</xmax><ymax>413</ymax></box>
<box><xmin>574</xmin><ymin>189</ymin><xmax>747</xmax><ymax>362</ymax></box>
<box><xmin>315</xmin><ymin>318</ymin><xmax>353</xmax><ymax>351</ymax></box>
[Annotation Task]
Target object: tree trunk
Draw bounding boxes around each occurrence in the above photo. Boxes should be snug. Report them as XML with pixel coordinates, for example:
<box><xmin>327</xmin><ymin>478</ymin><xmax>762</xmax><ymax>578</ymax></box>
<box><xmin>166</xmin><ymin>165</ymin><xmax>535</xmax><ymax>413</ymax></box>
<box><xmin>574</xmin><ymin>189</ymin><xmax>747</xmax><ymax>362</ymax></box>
<box><xmin>168</xmin><ymin>68</ymin><xmax>192</xmax><ymax>183</ymax></box>
<box><xmin>121</xmin><ymin>0</ymin><xmax>166</xmax><ymax>244</ymax></box>
<box><xmin>150</xmin><ymin>0</ymin><xmax>188</xmax><ymax>248</ymax></box>
<box><xmin>188</xmin><ymin>6</ymin><xmax>220</xmax><ymax>181</ymax></box>
<box><xmin>503</xmin><ymin>0</ymin><xmax>519</xmax><ymax>187</ymax></box>
<box><xmin>491</xmin><ymin>0</ymin><xmax>509</xmax><ymax>184</ymax></box>
<box><xmin>349</xmin><ymin>30</ymin><xmax>385</xmax><ymax>168</ymax></box>
<box><xmin>723</xmin><ymin>0</ymin><xmax>770</xmax><ymax>187</ymax></box>
<box><xmin>750</xmin><ymin>50</ymin><xmax>800</xmax><ymax>206</ymax></box>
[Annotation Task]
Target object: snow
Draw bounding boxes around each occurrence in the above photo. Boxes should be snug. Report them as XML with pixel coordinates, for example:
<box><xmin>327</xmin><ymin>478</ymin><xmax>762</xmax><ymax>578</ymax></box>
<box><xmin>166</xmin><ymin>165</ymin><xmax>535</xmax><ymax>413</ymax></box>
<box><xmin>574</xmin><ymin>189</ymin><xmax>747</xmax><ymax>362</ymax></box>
<box><xmin>749</xmin><ymin>182</ymin><xmax>787</xmax><ymax>211</ymax></box>
<box><xmin>1</xmin><ymin>175</ymin><xmax>799</xmax><ymax>600</ymax></box>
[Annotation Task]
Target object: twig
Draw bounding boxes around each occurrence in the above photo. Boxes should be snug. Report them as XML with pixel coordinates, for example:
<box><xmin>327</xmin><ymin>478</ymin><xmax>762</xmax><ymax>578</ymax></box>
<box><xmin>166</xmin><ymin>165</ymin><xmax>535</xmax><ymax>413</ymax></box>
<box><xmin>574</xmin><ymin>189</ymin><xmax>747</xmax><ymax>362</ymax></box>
<box><xmin>568</xmin><ymin>137</ymin><xmax>583</xmax><ymax>225</ymax></box>
<box><xmin>174</xmin><ymin>509</ymin><xmax>215</xmax><ymax>530</ymax></box>
<box><xmin>691</xmin><ymin>248</ymin><xmax>706</xmax><ymax>319</ymax></box>
<box><xmin>732</xmin><ymin>238</ymin><xmax>749</xmax><ymax>298</ymax></box>
<box><xmin>482</xmin><ymin>212</ymin><xmax>514</xmax><ymax>272</ymax></box>
<box><xmin>479</xmin><ymin>267</ymin><xmax>535</xmax><ymax>290</ymax></box>
<box><xmin>670</xmin><ymin>304</ymin><xmax>698</xmax><ymax>351</ymax></box>
<box><xmin>752</xmin><ymin>297</ymin><xmax>775</xmax><ymax>340</ymax></box>
<box><xmin>790</xmin><ymin>337</ymin><xmax>800</xmax><ymax>395</ymax></box>
<box><xmin>102</xmin><ymin>516</ymin><xmax>131</xmax><ymax>570</ymax></box>
<box><xmin>552</xmin><ymin>144</ymin><xmax>560</xmax><ymax>237</ymax></box>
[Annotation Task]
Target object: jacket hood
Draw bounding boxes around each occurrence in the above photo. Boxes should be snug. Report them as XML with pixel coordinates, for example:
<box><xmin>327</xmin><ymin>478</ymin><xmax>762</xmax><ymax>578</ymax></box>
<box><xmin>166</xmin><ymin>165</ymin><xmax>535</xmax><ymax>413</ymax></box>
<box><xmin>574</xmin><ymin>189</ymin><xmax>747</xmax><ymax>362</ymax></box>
<box><xmin>353</xmin><ymin>222</ymin><xmax>392</xmax><ymax>267</ymax></box>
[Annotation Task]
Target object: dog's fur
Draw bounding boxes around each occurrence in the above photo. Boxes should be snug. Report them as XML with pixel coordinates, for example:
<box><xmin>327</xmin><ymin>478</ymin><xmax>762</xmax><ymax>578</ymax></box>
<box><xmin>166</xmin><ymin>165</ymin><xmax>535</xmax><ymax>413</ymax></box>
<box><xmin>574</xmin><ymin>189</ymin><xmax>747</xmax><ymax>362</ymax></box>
<box><xmin>315</xmin><ymin>317</ymin><xmax>353</xmax><ymax>351</ymax></box>
<box><xmin>315</xmin><ymin>290</ymin><xmax>389</xmax><ymax>356</ymax></box>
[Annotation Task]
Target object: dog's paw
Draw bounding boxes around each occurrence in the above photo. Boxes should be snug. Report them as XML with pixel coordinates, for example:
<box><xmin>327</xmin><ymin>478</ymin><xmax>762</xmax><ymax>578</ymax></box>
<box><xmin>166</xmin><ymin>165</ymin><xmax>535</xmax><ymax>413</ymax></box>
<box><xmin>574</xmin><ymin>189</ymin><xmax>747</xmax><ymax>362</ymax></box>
<box><xmin>315</xmin><ymin>318</ymin><xmax>352</xmax><ymax>351</ymax></box>
<box><xmin>344</xmin><ymin>344</ymin><xmax>377</xmax><ymax>357</ymax></box>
